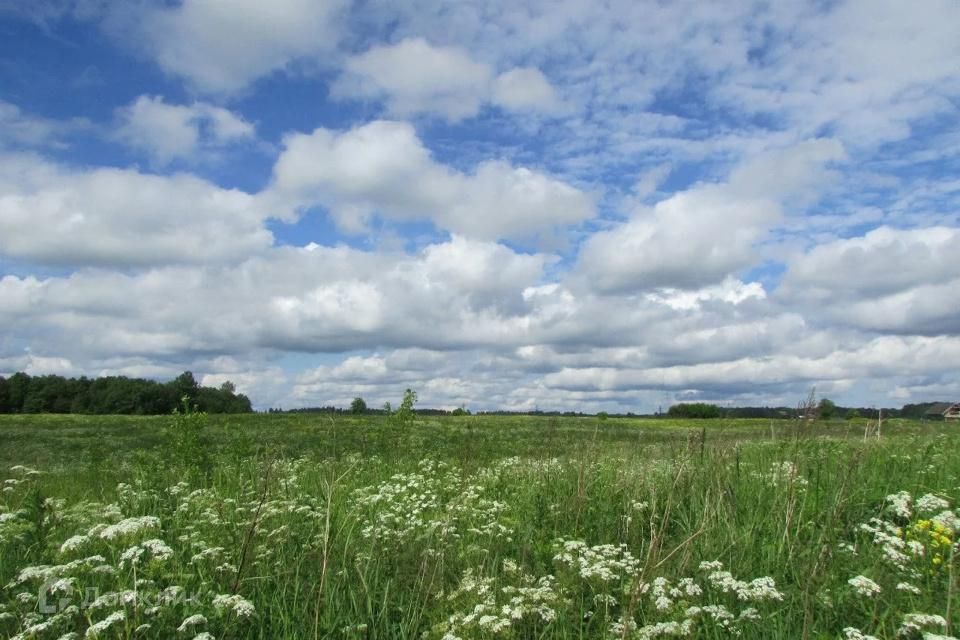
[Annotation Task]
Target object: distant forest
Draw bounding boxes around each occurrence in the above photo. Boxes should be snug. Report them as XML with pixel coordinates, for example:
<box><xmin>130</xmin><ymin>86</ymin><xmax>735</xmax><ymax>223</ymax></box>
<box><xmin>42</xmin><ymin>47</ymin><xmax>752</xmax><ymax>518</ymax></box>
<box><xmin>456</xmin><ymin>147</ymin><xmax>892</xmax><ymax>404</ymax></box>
<box><xmin>276</xmin><ymin>402</ymin><xmax>944</xmax><ymax>419</ymax></box>
<box><xmin>0</xmin><ymin>371</ymin><xmax>252</xmax><ymax>415</ymax></box>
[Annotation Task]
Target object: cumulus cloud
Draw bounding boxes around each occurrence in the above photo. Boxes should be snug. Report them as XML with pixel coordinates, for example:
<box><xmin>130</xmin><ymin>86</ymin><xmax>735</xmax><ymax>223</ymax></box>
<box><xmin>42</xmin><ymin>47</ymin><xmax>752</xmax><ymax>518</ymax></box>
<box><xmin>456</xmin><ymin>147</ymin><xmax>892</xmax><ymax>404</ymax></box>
<box><xmin>577</xmin><ymin>139</ymin><xmax>846</xmax><ymax>292</ymax></box>
<box><xmin>114</xmin><ymin>95</ymin><xmax>255</xmax><ymax>165</ymax></box>
<box><xmin>0</xmin><ymin>237</ymin><xmax>551</xmax><ymax>362</ymax></box>
<box><xmin>267</xmin><ymin>119</ymin><xmax>593</xmax><ymax>238</ymax></box>
<box><xmin>334</xmin><ymin>38</ymin><xmax>560</xmax><ymax>120</ymax></box>
<box><xmin>0</xmin><ymin>153</ymin><xmax>271</xmax><ymax>267</ymax></box>
<box><xmin>541</xmin><ymin>335</ymin><xmax>960</xmax><ymax>395</ymax></box>
<box><xmin>779</xmin><ymin>226</ymin><xmax>960</xmax><ymax>334</ymax></box>
<box><xmin>127</xmin><ymin>0</ymin><xmax>347</xmax><ymax>94</ymax></box>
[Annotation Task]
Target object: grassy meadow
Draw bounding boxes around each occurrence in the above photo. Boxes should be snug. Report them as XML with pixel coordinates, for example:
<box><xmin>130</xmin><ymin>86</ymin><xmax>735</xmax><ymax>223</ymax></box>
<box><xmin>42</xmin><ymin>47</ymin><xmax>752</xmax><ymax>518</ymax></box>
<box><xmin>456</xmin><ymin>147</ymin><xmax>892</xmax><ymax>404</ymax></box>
<box><xmin>0</xmin><ymin>412</ymin><xmax>957</xmax><ymax>639</ymax></box>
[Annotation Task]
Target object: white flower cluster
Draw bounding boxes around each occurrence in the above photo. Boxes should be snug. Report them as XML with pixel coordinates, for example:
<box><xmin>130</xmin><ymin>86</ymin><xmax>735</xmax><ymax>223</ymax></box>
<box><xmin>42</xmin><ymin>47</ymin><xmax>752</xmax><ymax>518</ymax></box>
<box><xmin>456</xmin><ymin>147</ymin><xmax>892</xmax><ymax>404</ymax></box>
<box><xmin>844</xmin><ymin>628</ymin><xmax>880</xmax><ymax>640</ymax></box>
<box><xmin>10</xmin><ymin>555</ymin><xmax>107</xmax><ymax>587</ymax></box>
<box><xmin>703</xmin><ymin>567</ymin><xmax>783</xmax><ymax>602</ymax></box>
<box><xmin>84</xmin><ymin>610</ymin><xmax>125</xmax><ymax>638</ymax></box>
<box><xmin>553</xmin><ymin>539</ymin><xmax>640</xmax><ymax>583</ymax></box>
<box><xmin>898</xmin><ymin>612</ymin><xmax>947</xmax><ymax>637</ymax></box>
<box><xmin>353</xmin><ymin>461</ymin><xmax>515</xmax><ymax>550</ymax></box>
<box><xmin>118</xmin><ymin>538</ymin><xmax>174</xmax><ymax>568</ymax></box>
<box><xmin>859</xmin><ymin>518</ymin><xmax>914</xmax><ymax>570</ymax></box>
<box><xmin>212</xmin><ymin>593</ymin><xmax>256</xmax><ymax>618</ymax></box>
<box><xmin>933</xmin><ymin>510</ymin><xmax>960</xmax><ymax>533</ymax></box>
<box><xmin>649</xmin><ymin>576</ymin><xmax>703</xmax><ymax>611</ymax></box>
<box><xmin>177</xmin><ymin>613</ymin><xmax>208</xmax><ymax>633</ymax></box>
<box><xmin>97</xmin><ymin>516</ymin><xmax>161</xmax><ymax>541</ymax></box>
<box><xmin>440</xmin><ymin>566</ymin><xmax>560</xmax><ymax>639</ymax></box>
<box><xmin>886</xmin><ymin>491</ymin><xmax>913</xmax><ymax>520</ymax></box>
<box><xmin>848</xmin><ymin>575</ymin><xmax>881</xmax><ymax>597</ymax></box>
<box><xmin>353</xmin><ymin>470</ymin><xmax>448</xmax><ymax>545</ymax></box>
<box><xmin>915</xmin><ymin>494</ymin><xmax>950</xmax><ymax>514</ymax></box>
<box><xmin>753</xmin><ymin>461</ymin><xmax>809</xmax><ymax>489</ymax></box>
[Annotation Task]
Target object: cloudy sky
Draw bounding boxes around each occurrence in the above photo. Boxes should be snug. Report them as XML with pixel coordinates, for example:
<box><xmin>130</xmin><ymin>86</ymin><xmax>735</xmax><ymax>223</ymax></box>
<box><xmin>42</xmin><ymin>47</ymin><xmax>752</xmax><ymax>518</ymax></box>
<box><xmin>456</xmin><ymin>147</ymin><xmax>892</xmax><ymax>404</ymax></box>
<box><xmin>1</xmin><ymin>0</ymin><xmax>958</xmax><ymax>411</ymax></box>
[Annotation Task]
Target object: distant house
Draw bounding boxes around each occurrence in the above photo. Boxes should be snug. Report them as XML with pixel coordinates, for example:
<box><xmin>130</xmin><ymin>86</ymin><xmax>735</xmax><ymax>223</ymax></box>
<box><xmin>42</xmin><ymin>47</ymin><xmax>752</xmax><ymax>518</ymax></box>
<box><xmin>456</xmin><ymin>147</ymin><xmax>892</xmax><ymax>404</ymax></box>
<box><xmin>923</xmin><ymin>402</ymin><xmax>960</xmax><ymax>421</ymax></box>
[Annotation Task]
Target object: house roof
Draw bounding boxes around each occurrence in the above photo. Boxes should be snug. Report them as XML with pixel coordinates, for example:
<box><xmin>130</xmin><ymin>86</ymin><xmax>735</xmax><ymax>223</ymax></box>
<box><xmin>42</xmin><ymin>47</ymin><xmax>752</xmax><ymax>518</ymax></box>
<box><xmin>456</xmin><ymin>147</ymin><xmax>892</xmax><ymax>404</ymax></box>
<box><xmin>925</xmin><ymin>402</ymin><xmax>959</xmax><ymax>415</ymax></box>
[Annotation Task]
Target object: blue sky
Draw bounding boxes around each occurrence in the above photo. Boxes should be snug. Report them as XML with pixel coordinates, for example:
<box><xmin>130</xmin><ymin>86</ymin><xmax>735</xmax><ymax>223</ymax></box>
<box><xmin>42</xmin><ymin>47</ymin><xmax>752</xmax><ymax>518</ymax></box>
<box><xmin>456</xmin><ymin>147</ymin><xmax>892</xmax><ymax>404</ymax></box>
<box><xmin>1</xmin><ymin>0</ymin><xmax>959</xmax><ymax>411</ymax></box>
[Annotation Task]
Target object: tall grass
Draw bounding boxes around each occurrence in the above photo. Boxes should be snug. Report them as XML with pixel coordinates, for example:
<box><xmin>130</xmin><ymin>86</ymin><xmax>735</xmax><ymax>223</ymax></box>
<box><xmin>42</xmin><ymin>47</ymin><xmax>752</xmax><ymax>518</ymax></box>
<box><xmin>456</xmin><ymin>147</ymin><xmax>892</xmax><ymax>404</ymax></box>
<box><xmin>0</xmin><ymin>414</ymin><xmax>957</xmax><ymax>638</ymax></box>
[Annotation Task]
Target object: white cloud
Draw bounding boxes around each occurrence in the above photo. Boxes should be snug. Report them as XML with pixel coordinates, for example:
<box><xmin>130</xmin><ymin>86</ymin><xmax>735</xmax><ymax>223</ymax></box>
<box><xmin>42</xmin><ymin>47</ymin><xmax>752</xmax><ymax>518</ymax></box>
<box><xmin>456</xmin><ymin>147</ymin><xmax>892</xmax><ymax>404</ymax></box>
<box><xmin>0</xmin><ymin>100</ymin><xmax>88</xmax><ymax>149</ymax></box>
<box><xmin>715</xmin><ymin>0</ymin><xmax>960</xmax><ymax>147</ymax></box>
<box><xmin>644</xmin><ymin>277</ymin><xmax>766</xmax><ymax>311</ymax></box>
<box><xmin>114</xmin><ymin>95</ymin><xmax>255</xmax><ymax>165</ymax></box>
<box><xmin>268</xmin><ymin>120</ymin><xmax>594</xmax><ymax>239</ymax></box>
<box><xmin>541</xmin><ymin>335</ymin><xmax>960</xmax><ymax>394</ymax></box>
<box><xmin>334</xmin><ymin>38</ymin><xmax>560</xmax><ymax>120</ymax></box>
<box><xmin>779</xmin><ymin>226</ymin><xmax>960</xmax><ymax>334</ymax></box>
<box><xmin>0</xmin><ymin>153</ymin><xmax>271</xmax><ymax>267</ymax></box>
<box><xmin>491</xmin><ymin>66</ymin><xmax>560</xmax><ymax>112</ymax></box>
<box><xmin>126</xmin><ymin>0</ymin><xmax>347</xmax><ymax>94</ymax></box>
<box><xmin>4</xmin><ymin>225</ymin><xmax>958</xmax><ymax>410</ymax></box>
<box><xmin>577</xmin><ymin>139</ymin><xmax>845</xmax><ymax>292</ymax></box>
<box><xmin>0</xmin><ymin>237</ymin><xmax>550</xmax><ymax>361</ymax></box>
<box><xmin>335</xmin><ymin>38</ymin><xmax>492</xmax><ymax>120</ymax></box>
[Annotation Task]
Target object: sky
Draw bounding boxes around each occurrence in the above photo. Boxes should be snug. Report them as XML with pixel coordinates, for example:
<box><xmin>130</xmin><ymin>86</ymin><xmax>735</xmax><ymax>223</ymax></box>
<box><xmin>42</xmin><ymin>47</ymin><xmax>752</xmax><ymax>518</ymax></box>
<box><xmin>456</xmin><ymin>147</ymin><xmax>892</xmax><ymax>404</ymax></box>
<box><xmin>0</xmin><ymin>0</ymin><xmax>958</xmax><ymax>412</ymax></box>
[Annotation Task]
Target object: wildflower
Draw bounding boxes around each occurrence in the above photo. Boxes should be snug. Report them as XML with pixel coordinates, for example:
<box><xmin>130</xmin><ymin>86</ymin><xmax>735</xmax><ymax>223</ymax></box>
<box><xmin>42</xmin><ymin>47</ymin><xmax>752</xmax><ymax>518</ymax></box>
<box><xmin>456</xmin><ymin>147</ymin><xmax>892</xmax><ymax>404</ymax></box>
<box><xmin>97</xmin><ymin>516</ymin><xmax>161</xmax><ymax>541</ymax></box>
<box><xmin>848</xmin><ymin>575</ymin><xmax>881</xmax><ymax>597</ymax></box>
<box><xmin>706</xmin><ymin>570</ymin><xmax>783</xmax><ymax>601</ymax></box>
<box><xmin>886</xmin><ymin>492</ymin><xmax>913</xmax><ymax>519</ymax></box>
<box><xmin>933</xmin><ymin>510</ymin><xmax>960</xmax><ymax>533</ymax></box>
<box><xmin>48</xmin><ymin>577</ymin><xmax>75</xmax><ymax>594</ymax></box>
<box><xmin>212</xmin><ymin>594</ymin><xmax>255</xmax><ymax>618</ymax></box>
<box><xmin>844</xmin><ymin>628</ymin><xmax>880</xmax><ymax>640</ymax></box>
<box><xmin>897</xmin><ymin>582</ymin><xmax>922</xmax><ymax>594</ymax></box>
<box><xmin>177</xmin><ymin>614</ymin><xmax>208</xmax><ymax>632</ymax></box>
<box><xmin>898</xmin><ymin>613</ymin><xmax>947</xmax><ymax>637</ymax></box>
<box><xmin>59</xmin><ymin>535</ymin><xmax>89</xmax><ymax>554</ymax></box>
<box><xmin>141</xmin><ymin>539</ymin><xmax>174</xmax><ymax>560</ymax></box>
<box><xmin>85</xmin><ymin>611</ymin><xmax>125</xmax><ymax>638</ymax></box>
<box><xmin>915</xmin><ymin>495</ymin><xmax>950</xmax><ymax>514</ymax></box>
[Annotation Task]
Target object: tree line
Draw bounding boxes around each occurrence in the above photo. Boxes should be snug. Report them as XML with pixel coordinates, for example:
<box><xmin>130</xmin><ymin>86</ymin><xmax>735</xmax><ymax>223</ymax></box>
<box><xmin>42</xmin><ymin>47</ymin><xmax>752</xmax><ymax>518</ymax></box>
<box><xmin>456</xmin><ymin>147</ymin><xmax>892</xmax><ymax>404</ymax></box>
<box><xmin>0</xmin><ymin>371</ymin><xmax>252</xmax><ymax>415</ymax></box>
<box><xmin>666</xmin><ymin>401</ymin><xmax>944</xmax><ymax>420</ymax></box>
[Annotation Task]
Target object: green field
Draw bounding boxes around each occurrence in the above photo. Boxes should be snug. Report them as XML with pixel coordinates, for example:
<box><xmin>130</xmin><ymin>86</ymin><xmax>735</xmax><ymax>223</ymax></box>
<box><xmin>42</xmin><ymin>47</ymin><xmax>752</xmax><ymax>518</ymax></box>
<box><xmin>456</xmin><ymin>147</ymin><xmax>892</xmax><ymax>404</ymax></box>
<box><xmin>1</xmin><ymin>413</ymin><xmax>957</xmax><ymax>639</ymax></box>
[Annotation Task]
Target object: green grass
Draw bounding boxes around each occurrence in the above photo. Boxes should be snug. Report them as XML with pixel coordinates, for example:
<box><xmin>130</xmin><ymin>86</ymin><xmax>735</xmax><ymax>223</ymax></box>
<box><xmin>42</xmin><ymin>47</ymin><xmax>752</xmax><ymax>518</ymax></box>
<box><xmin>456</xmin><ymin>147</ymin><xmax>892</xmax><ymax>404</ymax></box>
<box><xmin>0</xmin><ymin>414</ymin><xmax>957</xmax><ymax>639</ymax></box>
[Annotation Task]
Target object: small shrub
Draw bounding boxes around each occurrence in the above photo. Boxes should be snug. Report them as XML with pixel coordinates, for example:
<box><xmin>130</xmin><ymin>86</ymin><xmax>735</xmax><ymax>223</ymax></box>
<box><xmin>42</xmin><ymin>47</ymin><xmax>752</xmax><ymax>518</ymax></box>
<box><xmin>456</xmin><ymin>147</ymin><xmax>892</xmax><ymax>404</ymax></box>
<box><xmin>168</xmin><ymin>395</ymin><xmax>211</xmax><ymax>477</ymax></box>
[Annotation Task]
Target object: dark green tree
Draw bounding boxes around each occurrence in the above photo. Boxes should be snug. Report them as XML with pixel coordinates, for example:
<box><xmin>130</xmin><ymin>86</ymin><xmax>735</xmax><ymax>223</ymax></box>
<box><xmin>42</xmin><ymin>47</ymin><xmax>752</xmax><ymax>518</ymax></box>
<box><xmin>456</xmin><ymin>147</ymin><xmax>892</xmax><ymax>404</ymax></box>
<box><xmin>819</xmin><ymin>398</ymin><xmax>837</xmax><ymax>420</ymax></box>
<box><xmin>350</xmin><ymin>397</ymin><xmax>367</xmax><ymax>414</ymax></box>
<box><xmin>173</xmin><ymin>371</ymin><xmax>200</xmax><ymax>401</ymax></box>
<box><xmin>6</xmin><ymin>372</ymin><xmax>31</xmax><ymax>412</ymax></box>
